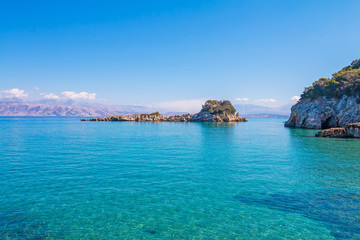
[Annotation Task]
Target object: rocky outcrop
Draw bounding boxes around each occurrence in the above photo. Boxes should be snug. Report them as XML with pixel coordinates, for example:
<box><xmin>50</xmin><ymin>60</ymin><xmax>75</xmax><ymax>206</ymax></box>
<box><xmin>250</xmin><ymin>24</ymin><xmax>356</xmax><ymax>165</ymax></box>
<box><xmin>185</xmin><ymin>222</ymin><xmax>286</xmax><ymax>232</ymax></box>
<box><xmin>285</xmin><ymin>59</ymin><xmax>360</xmax><ymax>129</ymax></box>
<box><xmin>81</xmin><ymin>100</ymin><xmax>248</xmax><ymax>123</ymax></box>
<box><xmin>315</xmin><ymin>122</ymin><xmax>360</xmax><ymax>138</ymax></box>
<box><xmin>285</xmin><ymin>96</ymin><xmax>360</xmax><ymax>129</ymax></box>
<box><xmin>81</xmin><ymin>113</ymin><xmax>168</xmax><ymax>122</ymax></box>
<box><xmin>190</xmin><ymin>100</ymin><xmax>247</xmax><ymax>122</ymax></box>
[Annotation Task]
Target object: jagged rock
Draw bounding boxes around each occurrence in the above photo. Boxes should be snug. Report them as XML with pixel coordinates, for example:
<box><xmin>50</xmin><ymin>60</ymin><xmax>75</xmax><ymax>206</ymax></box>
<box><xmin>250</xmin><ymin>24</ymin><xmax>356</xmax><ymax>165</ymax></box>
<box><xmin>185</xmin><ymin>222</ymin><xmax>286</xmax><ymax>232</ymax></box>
<box><xmin>315</xmin><ymin>122</ymin><xmax>360</xmax><ymax>138</ymax></box>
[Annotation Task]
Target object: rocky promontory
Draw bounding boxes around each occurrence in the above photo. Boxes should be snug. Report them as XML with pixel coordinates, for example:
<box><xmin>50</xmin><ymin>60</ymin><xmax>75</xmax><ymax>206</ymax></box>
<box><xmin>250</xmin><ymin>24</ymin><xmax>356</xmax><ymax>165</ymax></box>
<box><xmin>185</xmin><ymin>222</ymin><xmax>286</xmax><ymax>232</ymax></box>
<box><xmin>81</xmin><ymin>100</ymin><xmax>247</xmax><ymax>123</ymax></box>
<box><xmin>285</xmin><ymin>59</ymin><xmax>360</xmax><ymax>129</ymax></box>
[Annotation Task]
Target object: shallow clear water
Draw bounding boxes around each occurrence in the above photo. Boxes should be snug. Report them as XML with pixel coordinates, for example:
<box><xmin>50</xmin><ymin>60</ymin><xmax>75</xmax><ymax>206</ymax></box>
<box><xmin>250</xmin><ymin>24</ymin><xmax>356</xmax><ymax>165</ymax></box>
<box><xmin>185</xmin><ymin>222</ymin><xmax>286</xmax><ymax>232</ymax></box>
<box><xmin>1</xmin><ymin>117</ymin><xmax>360</xmax><ymax>239</ymax></box>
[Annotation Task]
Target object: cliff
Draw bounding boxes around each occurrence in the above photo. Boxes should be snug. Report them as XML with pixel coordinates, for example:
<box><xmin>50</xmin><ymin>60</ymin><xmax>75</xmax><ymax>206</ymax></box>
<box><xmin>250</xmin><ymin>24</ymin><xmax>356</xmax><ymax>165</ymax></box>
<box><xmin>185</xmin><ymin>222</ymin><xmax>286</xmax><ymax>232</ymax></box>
<box><xmin>82</xmin><ymin>100</ymin><xmax>248</xmax><ymax>123</ymax></box>
<box><xmin>285</xmin><ymin>96</ymin><xmax>360</xmax><ymax>129</ymax></box>
<box><xmin>285</xmin><ymin>59</ymin><xmax>360</xmax><ymax>129</ymax></box>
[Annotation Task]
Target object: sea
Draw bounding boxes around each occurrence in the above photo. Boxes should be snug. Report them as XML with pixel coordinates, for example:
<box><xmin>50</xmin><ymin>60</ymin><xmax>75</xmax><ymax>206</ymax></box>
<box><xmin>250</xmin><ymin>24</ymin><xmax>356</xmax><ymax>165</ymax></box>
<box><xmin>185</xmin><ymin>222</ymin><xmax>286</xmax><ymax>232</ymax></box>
<box><xmin>1</xmin><ymin>117</ymin><xmax>360</xmax><ymax>239</ymax></box>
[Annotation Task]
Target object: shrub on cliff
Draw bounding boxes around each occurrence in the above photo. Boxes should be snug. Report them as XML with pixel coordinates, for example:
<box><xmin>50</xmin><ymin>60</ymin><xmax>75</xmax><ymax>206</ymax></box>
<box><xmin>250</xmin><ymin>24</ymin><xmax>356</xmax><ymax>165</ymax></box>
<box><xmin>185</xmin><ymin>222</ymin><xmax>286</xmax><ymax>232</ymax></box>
<box><xmin>201</xmin><ymin>100</ymin><xmax>236</xmax><ymax>115</ymax></box>
<box><xmin>301</xmin><ymin>59</ymin><xmax>360</xmax><ymax>100</ymax></box>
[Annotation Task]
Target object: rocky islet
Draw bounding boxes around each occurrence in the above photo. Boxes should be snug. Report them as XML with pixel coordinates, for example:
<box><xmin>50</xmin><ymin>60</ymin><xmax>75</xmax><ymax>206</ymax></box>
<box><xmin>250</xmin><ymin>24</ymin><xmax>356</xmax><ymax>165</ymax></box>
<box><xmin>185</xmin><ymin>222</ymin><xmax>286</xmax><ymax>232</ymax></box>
<box><xmin>81</xmin><ymin>100</ymin><xmax>247</xmax><ymax>123</ymax></box>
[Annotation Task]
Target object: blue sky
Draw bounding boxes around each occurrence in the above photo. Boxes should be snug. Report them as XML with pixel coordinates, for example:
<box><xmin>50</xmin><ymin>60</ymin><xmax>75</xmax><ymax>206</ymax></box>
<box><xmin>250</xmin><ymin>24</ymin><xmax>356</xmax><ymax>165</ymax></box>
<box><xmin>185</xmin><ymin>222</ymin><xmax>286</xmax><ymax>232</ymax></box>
<box><xmin>1</xmin><ymin>0</ymin><xmax>360</xmax><ymax>110</ymax></box>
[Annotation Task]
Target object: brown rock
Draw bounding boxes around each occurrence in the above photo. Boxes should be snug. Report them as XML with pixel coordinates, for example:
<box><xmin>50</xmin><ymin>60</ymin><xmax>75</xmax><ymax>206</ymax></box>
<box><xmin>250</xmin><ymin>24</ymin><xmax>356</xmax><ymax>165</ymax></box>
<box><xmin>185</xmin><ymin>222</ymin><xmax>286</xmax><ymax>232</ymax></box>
<box><xmin>315</xmin><ymin>128</ymin><xmax>347</xmax><ymax>138</ymax></box>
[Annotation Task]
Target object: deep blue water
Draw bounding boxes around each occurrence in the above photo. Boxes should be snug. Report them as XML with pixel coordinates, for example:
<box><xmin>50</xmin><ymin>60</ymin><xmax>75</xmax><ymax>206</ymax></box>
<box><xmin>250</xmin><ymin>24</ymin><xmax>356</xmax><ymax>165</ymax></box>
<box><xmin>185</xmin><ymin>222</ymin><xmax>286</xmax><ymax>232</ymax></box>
<box><xmin>1</xmin><ymin>117</ymin><xmax>360</xmax><ymax>239</ymax></box>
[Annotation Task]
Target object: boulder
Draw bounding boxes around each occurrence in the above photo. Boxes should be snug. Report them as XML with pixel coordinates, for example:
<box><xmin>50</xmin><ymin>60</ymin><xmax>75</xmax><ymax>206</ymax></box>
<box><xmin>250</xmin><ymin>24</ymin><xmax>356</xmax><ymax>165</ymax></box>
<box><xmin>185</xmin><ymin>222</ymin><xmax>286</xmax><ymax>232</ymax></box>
<box><xmin>315</xmin><ymin>122</ymin><xmax>360</xmax><ymax>138</ymax></box>
<box><xmin>315</xmin><ymin>128</ymin><xmax>347</xmax><ymax>138</ymax></box>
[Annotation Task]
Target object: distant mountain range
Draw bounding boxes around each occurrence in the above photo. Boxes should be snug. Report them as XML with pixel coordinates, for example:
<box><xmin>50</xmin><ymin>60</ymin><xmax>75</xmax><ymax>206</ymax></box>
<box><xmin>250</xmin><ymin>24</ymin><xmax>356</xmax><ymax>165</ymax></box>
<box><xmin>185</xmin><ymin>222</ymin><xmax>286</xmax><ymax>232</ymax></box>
<box><xmin>0</xmin><ymin>101</ymin><xmax>151</xmax><ymax>117</ymax></box>
<box><xmin>234</xmin><ymin>104</ymin><xmax>291</xmax><ymax>118</ymax></box>
<box><xmin>0</xmin><ymin>100</ymin><xmax>291</xmax><ymax>118</ymax></box>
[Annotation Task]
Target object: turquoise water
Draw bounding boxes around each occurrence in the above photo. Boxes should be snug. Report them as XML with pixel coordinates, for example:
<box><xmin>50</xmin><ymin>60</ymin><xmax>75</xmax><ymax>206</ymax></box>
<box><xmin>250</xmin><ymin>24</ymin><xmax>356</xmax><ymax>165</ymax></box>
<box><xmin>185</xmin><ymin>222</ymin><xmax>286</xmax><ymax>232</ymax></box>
<box><xmin>1</xmin><ymin>117</ymin><xmax>360</xmax><ymax>239</ymax></box>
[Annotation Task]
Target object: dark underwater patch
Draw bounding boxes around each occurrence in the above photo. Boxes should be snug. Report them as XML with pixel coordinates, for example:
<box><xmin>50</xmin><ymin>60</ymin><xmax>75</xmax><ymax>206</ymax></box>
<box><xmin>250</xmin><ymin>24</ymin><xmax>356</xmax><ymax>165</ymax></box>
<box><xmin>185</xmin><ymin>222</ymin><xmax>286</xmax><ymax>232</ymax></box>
<box><xmin>144</xmin><ymin>229</ymin><xmax>157</xmax><ymax>235</ymax></box>
<box><xmin>0</xmin><ymin>210</ymin><xmax>53</xmax><ymax>240</ymax></box>
<box><xmin>235</xmin><ymin>189</ymin><xmax>360</xmax><ymax>239</ymax></box>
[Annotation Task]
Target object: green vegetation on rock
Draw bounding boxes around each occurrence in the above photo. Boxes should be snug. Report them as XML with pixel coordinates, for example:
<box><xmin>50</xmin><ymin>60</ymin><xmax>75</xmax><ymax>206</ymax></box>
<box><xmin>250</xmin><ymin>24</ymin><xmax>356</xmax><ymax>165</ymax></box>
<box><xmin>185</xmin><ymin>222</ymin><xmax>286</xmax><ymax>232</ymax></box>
<box><xmin>150</xmin><ymin>112</ymin><xmax>160</xmax><ymax>116</ymax></box>
<box><xmin>201</xmin><ymin>100</ymin><xmax>236</xmax><ymax>115</ymax></box>
<box><xmin>301</xmin><ymin>59</ymin><xmax>360</xmax><ymax>100</ymax></box>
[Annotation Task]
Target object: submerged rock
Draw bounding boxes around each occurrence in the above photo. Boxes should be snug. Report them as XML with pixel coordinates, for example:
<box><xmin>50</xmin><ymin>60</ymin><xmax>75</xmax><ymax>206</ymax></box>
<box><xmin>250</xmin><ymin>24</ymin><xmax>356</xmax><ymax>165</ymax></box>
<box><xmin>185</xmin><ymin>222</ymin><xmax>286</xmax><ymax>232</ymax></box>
<box><xmin>235</xmin><ymin>189</ymin><xmax>360</xmax><ymax>239</ymax></box>
<box><xmin>81</xmin><ymin>100</ymin><xmax>247</xmax><ymax>123</ymax></box>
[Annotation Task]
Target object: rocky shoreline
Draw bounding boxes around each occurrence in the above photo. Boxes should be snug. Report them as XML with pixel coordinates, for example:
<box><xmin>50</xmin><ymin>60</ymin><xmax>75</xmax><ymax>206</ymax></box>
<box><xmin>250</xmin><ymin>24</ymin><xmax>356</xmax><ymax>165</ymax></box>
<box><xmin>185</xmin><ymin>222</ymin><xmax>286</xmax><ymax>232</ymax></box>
<box><xmin>81</xmin><ymin>100</ymin><xmax>248</xmax><ymax>123</ymax></box>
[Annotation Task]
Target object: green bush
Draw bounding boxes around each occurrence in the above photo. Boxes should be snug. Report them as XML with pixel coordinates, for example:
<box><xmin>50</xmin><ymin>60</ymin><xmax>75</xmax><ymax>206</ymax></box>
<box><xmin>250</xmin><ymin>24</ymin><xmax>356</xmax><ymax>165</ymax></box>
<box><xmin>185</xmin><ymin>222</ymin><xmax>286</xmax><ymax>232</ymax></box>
<box><xmin>202</xmin><ymin>100</ymin><xmax>236</xmax><ymax>115</ymax></box>
<box><xmin>301</xmin><ymin>59</ymin><xmax>360</xmax><ymax>100</ymax></box>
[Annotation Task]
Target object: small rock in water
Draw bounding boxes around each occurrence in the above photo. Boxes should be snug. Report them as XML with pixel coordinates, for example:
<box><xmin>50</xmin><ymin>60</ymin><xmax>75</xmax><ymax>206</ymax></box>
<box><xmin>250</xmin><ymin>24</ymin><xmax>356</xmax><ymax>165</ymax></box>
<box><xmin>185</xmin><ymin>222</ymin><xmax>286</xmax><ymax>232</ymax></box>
<box><xmin>315</xmin><ymin>128</ymin><xmax>347</xmax><ymax>138</ymax></box>
<box><xmin>315</xmin><ymin>122</ymin><xmax>360</xmax><ymax>138</ymax></box>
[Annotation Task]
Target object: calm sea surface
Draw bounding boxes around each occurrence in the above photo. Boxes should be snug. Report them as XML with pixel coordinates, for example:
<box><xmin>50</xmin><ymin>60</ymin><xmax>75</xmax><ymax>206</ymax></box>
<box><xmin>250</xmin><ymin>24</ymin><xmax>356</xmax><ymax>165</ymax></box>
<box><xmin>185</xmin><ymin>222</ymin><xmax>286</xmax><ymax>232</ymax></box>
<box><xmin>1</xmin><ymin>117</ymin><xmax>360</xmax><ymax>239</ymax></box>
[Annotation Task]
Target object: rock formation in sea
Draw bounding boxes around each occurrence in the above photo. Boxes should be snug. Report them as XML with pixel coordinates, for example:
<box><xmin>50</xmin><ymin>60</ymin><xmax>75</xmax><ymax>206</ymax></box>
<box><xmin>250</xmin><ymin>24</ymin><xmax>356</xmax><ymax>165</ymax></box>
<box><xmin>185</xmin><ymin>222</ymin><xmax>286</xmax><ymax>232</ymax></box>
<box><xmin>81</xmin><ymin>100</ymin><xmax>248</xmax><ymax>123</ymax></box>
<box><xmin>285</xmin><ymin>59</ymin><xmax>360</xmax><ymax>129</ymax></box>
<box><xmin>190</xmin><ymin>100</ymin><xmax>243</xmax><ymax>122</ymax></box>
<box><xmin>83</xmin><ymin>112</ymin><xmax>168</xmax><ymax>122</ymax></box>
<box><xmin>315</xmin><ymin>123</ymin><xmax>360</xmax><ymax>138</ymax></box>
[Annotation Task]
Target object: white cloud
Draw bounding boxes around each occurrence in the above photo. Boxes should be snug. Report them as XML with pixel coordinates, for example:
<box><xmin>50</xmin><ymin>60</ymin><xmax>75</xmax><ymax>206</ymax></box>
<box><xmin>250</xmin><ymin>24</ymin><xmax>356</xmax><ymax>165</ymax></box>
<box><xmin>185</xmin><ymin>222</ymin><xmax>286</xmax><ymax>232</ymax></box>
<box><xmin>0</xmin><ymin>88</ymin><xmax>28</xmax><ymax>98</ymax></box>
<box><xmin>290</xmin><ymin>96</ymin><xmax>300</xmax><ymax>102</ymax></box>
<box><xmin>152</xmin><ymin>99</ymin><xmax>206</xmax><ymax>113</ymax></box>
<box><xmin>34</xmin><ymin>87</ymin><xmax>40</xmax><ymax>90</ymax></box>
<box><xmin>61</xmin><ymin>91</ymin><xmax>96</xmax><ymax>100</ymax></box>
<box><xmin>43</xmin><ymin>93</ymin><xmax>60</xmax><ymax>99</ymax></box>
<box><xmin>235</xmin><ymin>97</ymin><xmax>249</xmax><ymax>102</ymax></box>
<box><xmin>255</xmin><ymin>98</ymin><xmax>277</xmax><ymax>103</ymax></box>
